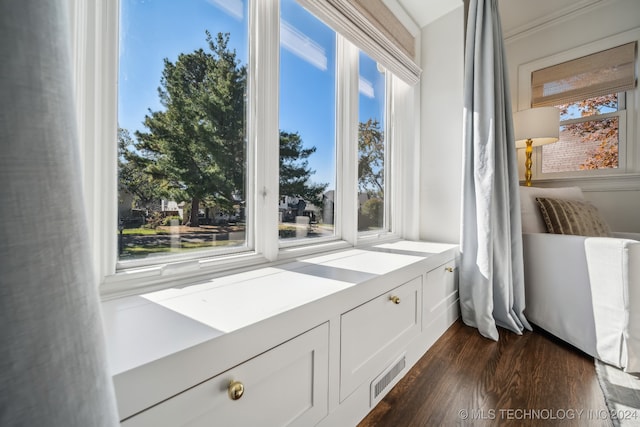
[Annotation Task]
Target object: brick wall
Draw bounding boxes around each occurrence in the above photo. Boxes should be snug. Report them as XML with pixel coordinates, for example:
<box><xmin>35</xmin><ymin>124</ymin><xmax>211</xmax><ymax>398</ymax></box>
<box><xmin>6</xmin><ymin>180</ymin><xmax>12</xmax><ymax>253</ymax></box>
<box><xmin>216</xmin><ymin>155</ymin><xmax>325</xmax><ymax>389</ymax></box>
<box><xmin>541</xmin><ymin>130</ymin><xmax>612</xmax><ymax>173</ymax></box>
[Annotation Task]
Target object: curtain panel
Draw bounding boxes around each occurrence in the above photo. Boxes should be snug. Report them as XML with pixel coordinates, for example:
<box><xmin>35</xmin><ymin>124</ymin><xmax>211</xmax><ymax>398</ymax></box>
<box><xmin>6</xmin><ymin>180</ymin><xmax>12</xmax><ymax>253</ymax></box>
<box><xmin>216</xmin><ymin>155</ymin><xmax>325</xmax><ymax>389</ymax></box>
<box><xmin>460</xmin><ymin>0</ymin><xmax>530</xmax><ymax>340</ymax></box>
<box><xmin>0</xmin><ymin>1</ymin><xmax>119</xmax><ymax>425</ymax></box>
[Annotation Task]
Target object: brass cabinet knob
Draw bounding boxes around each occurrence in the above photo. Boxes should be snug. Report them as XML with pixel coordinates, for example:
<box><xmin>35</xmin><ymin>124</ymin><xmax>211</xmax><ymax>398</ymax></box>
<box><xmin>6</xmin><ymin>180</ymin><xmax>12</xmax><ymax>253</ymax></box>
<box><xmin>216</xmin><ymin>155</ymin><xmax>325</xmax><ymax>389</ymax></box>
<box><xmin>228</xmin><ymin>380</ymin><xmax>244</xmax><ymax>400</ymax></box>
<box><xmin>445</xmin><ymin>267</ymin><xmax>454</xmax><ymax>273</ymax></box>
<box><xmin>389</xmin><ymin>295</ymin><xmax>401</xmax><ymax>304</ymax></box>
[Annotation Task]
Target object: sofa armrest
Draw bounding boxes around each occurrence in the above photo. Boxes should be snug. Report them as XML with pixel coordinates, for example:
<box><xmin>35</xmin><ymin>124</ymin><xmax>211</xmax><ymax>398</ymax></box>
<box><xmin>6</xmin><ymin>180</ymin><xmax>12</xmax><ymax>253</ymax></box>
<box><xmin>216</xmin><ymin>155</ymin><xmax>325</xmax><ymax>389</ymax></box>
<box><xmin>585</xmin><ymin>237</ymin><xmax>640</xmax><ymax>372</ymax></box>
<box><xmin>522</xmin><ymin>233</ymin><xmax>640</xmax><ymax>371</ymax></box>
<box><xmin>522</xmin><ymin>233</ymin><xmax>597</xmax><ymax>356</ymax></box>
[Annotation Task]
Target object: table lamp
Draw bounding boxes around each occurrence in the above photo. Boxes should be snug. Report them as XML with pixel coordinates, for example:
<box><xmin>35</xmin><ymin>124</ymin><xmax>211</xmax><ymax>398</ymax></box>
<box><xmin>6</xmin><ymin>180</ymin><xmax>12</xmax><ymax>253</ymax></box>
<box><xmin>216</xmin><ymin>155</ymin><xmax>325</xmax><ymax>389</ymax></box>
<box><xmin>513</xmin><ymin>107</ymin><xmax>560</xmax><ymax>186</ymax></box>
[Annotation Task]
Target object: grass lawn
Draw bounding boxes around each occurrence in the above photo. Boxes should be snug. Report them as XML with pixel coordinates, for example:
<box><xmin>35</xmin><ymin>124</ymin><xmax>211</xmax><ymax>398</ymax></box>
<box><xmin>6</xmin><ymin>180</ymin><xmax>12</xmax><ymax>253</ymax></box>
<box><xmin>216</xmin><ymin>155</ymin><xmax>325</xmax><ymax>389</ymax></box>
<box><xmin>121</xmin><ymin>227</ymin><xmax>169</xmax><ymax>235</ymax></box>
<box><xmin>119</xmin><ymin>222</ymin><xmax>333</xmax><ymax>258</ymax></box>
<box><xmin>121</xmin><ymin>239</ymin><xmax>244</xmax><ymax>258</ymax></box>
<box><xmin>119</xmin><ymin>225</ymin><xmax>246</xmax><ymax>259</ymax></box>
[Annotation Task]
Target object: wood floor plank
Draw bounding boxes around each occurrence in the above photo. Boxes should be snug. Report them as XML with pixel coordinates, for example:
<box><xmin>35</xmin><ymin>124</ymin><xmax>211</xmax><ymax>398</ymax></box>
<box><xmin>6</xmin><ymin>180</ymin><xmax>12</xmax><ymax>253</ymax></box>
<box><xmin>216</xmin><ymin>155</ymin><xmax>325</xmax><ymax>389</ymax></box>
<box><xmin>359</xmin><ymin>320</ymin><xmax>611</xmax><ymax>426</ymax></box>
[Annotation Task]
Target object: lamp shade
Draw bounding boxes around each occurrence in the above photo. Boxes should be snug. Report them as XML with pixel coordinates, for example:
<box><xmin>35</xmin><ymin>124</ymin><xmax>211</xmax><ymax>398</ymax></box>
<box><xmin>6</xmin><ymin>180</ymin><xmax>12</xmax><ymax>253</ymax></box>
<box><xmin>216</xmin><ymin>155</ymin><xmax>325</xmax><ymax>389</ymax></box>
<box><xmin>513</xmin><ymin>107</ymin><xmax>560</xmax><ymax>148</ymax></box>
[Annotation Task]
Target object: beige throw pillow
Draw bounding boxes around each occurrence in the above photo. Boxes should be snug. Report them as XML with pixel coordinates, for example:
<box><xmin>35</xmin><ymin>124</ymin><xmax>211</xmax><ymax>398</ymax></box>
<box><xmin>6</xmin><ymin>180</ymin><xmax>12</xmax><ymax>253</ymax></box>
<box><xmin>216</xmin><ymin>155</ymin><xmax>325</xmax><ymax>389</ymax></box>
<box><xmin>535</xmin><ymin>197</ymin><xmax>611</xmax><ymax>237</ymax></box>
<box><xmin>519</xmin><ymin>186</ymin><xmax>585</xmax><ymax>233</ymax></box>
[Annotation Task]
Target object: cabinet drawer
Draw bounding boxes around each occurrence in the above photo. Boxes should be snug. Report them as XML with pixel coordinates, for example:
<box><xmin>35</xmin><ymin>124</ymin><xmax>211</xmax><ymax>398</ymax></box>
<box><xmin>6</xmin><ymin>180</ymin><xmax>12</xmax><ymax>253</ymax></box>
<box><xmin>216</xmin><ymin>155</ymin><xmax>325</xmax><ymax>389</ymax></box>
<box><xmin>123</xmin><ymin>323</ymin><xmax>329</xmax><ymax>427</ymax></box>
<box><xmin>340</xmin><ymin>276</ymin><xmax>421</xmax><ymax>401</ymax></box>
<box><xmin>423</xmin><ymin>258</ymin><xmax>458</xmax><ymax>328</ymax></box>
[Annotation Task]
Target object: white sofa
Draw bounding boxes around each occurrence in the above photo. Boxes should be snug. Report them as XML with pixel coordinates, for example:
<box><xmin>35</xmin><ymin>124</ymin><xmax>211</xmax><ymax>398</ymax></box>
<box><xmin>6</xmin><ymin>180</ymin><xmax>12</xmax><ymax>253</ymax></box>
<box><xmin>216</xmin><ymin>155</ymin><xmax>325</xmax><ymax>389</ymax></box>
<box><xmin>520</xmin><ymin>186</ymin><xmax>640</xmax><ymax>372</ymax></box>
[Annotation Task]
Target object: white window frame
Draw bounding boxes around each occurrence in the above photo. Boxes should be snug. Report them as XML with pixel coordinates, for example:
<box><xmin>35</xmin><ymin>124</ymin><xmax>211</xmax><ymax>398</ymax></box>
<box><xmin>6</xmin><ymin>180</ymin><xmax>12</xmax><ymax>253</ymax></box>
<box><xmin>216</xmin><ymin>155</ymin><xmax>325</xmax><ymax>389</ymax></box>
<box><xmin>517</xmin><ymin>27</ymin><xmax>640</xmax><ymax>184</ymax></box>
<box><xmin>356</xmin><ymin>69</ymin><xmax>393</xmax><ymax>240</ymax></box>
<box><xmin>70</xmin><ymin>0</ymin><xmax>418</xmax><ymax>298</ymax></box>
<box><xmin>539</xmin><ymin>93</ymin><xmax>627</xmax><ymax>178</ymax></box>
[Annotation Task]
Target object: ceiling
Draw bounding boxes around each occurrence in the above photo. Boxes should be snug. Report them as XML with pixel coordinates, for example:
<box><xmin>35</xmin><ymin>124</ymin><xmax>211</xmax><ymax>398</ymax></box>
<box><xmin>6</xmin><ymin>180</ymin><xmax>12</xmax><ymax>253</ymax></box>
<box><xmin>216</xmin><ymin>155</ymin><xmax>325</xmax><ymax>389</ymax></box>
<box><xmin>396</xmin><ymin>0</ymin><xmax>460</xmax><ymax>29</ymax></box>
<box><xmin>396</xmin><ymin>0</ymin><xmax>603</xmax><ymax>37</ymax></box>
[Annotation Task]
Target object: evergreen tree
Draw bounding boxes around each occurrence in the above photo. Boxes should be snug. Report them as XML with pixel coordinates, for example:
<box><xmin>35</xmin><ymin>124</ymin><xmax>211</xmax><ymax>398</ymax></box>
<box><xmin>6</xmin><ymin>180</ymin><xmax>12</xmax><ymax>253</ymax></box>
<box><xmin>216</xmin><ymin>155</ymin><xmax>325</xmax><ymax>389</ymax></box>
<box><xmin>135</xmin><ymin>32</ymin><xmax>246</xmax><ymax>226</ymax></box>
<box><xmin>130</xmin><ymin>31</ymin><xmax>327</xmax><ymax>227</ymax></box>
<box><xmin>118</xmin><ymin>128</ymin><xmax>162</xmax><ymax>212</ymax></box>
<box><xmin>279</xmin><ymin>131</ymin><xmax>328</xmax><ymax>207</ymax></box>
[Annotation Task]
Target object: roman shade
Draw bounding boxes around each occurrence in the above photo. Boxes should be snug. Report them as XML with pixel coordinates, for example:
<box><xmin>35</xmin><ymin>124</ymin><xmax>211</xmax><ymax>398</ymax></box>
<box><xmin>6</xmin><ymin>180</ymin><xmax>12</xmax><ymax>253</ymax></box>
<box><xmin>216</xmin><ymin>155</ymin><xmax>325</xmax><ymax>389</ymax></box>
<box><xmin>531</xmin><ymin>42</ymin><xmax>637</xmax><ymax>107</ymax></box>
<box><xmin>296</xmin><ymin>0</ymin><xmax>421</xmax><ymax>85</ymax></box>
<box><xmin>346</xmin><ymin>0</ymin><xmax>414</xmax><ymax>58</ymax></box>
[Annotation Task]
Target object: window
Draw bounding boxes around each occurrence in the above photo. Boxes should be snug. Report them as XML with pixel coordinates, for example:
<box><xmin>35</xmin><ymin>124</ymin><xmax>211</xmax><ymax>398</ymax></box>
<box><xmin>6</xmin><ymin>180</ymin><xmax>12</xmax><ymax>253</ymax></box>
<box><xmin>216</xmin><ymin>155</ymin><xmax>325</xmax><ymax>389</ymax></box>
<box><xmin>279</xmin><ymin>0</ymin><xmax>336</xmax><ymax>242</ymax></box>
<box><xmin>117</xmin><ymin>0</ymin><xmax>249</xmax><ymax>264</ymax></box>
<box><xmin>529</xmin><ymin>41</ymin><xmax>636</xmax><ymax>177</ymax></box>
<box><xmin>357</xmin><ymin>51</ymin><xmax>387</xmax><ymax>232</ymax></box>
<box><xmin>542</xmin><ymin>94</ymin><xmax>623</xmax><ymax>173</ymax></box>
<box><xmin>73</xmin><ymin>0</ymin><xmax>419</xmax><ymax>294</ymax></box>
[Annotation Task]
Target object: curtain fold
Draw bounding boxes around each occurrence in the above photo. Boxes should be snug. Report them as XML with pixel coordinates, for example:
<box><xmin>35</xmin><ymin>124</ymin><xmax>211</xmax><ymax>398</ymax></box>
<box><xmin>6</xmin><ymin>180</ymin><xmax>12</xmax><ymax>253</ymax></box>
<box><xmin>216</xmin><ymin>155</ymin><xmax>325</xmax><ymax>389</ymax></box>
<box><xmin>0</xmin><ymin>1</ymin><xmax>119</xmax><ymax>425</ymax></box>
<box><xmin>460</xmin><ymin>0</ymin><xmax>530</xmax><ymax>340</ymax></box>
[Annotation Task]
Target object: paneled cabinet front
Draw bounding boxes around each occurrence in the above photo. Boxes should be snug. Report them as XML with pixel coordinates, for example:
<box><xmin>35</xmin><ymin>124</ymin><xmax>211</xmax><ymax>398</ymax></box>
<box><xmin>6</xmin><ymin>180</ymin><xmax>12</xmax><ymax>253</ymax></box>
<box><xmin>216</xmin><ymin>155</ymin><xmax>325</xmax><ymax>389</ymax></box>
<box><xmin>123</xmin><ymin>323</ymin><xmax>329</xmax><ymax>427</ymax></box>
<box><xmin>423</xmin><ymin>258</ymin><xmax>458</xmax><ymax>328</ymax></box>
<box><xmin>339</xmin><ymin>276</ymin><xmax>421</xmax><ymax>401</ymax></box>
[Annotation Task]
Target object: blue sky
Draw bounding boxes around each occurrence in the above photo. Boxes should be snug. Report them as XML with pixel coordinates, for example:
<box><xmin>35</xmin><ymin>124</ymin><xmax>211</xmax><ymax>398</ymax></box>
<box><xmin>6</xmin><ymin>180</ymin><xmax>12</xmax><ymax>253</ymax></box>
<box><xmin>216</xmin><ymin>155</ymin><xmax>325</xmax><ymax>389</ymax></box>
<box><xmin>119</xmin><ymin>0</ymin><xmax>384</xmax><ymax>190</ymax></box>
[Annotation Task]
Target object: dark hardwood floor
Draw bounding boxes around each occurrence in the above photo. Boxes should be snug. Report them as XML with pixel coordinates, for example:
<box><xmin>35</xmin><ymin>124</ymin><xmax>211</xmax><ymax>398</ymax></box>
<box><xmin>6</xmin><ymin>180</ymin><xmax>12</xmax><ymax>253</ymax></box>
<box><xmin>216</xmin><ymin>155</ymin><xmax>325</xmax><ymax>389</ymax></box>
<box><xmin>359</xmin><ymin>320</ymin><xmax>611</xmax><ymax>426</ymax></box>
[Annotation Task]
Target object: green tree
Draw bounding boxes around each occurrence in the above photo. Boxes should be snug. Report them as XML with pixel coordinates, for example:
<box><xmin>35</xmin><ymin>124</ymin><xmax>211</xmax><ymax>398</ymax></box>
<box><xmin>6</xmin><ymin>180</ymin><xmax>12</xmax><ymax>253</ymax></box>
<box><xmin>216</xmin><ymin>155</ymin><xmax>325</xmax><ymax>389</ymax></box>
<box><xmin>118</xmin><ymin>128</ymin><xmax>162</xmax><ymax>212</ymax></box>
<box><xmin>135</xmin><ymin>32</ymin><xmax>246</xmax><ymax>226</ymax></box>
<box><xmin>279</xmin><ymin>131</ymin><xmax>328</xmax><ymax>207</ymax></box>
<box><xmin>358</xmin><ymin>118</ymin><xmax>384</xmax><ymax>197</ymax></box>
<box><xmin>360</xmin><ymin>197</ymin><xmax>383</xmax><ymax>229</ymax></box>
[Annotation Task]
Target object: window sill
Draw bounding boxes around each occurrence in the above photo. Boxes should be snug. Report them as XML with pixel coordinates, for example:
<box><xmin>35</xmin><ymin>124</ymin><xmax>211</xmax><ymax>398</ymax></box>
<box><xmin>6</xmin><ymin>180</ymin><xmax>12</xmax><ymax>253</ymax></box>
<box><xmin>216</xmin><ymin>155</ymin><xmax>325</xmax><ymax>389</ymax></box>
<box><xmin>524</xmin><ymin>172</ymin><xmax>640</xmax><ymax>192</ymax></box>
<box><xmin>101</xmin><ymin>251</ymin><xmax>271</xmax><ymax>299</ymax></box>
<box><xmin>101</xmin><ymin>233</ymin><xmax>403</xmax><ymax>299</ymax></box>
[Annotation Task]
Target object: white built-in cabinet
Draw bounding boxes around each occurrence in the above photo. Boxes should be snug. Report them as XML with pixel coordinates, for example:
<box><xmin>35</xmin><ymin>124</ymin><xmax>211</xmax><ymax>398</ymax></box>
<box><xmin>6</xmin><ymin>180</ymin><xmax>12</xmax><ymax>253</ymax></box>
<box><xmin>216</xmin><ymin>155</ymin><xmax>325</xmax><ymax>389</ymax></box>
<box><xmin>340</xmin><ymin>276</ymin><xmax>421</xmax><ymax>402</ymax></box>
<box><xmin>104</xmin><ymin>241</ymin><xmax>459</xmax><ymax>426</ymax></box>
<box><xmin>423</xmin><ymin>259</ymin><xmax>459</xmax><ymax>329</ymax></box>
<box><xmin>123</xmin><ymin>323</ymin><xmax>329</xmax><ymax>427</ymax></box>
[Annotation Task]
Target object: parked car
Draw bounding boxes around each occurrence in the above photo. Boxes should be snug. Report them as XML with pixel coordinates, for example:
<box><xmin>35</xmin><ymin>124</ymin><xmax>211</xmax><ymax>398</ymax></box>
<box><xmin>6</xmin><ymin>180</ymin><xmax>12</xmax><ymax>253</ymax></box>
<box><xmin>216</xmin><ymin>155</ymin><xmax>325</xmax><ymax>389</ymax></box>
<box><xmin>214</xmin><ymin>213</ymin><xmax>229</xmax><ymax>225</ymax></box>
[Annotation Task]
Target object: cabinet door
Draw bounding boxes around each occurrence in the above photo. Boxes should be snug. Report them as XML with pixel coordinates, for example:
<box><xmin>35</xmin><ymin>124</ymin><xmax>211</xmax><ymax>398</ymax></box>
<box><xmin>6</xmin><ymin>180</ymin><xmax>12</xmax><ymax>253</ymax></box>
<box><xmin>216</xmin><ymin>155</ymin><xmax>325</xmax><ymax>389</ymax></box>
<box><xmin>123</xmin><ymin>323</ymin><xmax>329</xmax><ymax>427</ymax></box>
<box><xmin>340</xmin><ymin>276</ymin><xmax>421</xmax><ymax>401</ymax></box>
<box><xmin>423</xmin><ymin>258</ymin><xmax>458</xmax><ymax>328</ymax></box>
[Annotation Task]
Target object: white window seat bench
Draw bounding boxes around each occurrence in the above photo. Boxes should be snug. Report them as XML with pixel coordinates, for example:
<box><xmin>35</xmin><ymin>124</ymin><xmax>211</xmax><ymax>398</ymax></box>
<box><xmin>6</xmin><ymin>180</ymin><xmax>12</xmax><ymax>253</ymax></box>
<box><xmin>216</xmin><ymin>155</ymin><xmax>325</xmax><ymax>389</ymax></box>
<box><xmin>102</xmin><ymin>240</ymin><xmax>460</xmax><ymax>426</ymax></box>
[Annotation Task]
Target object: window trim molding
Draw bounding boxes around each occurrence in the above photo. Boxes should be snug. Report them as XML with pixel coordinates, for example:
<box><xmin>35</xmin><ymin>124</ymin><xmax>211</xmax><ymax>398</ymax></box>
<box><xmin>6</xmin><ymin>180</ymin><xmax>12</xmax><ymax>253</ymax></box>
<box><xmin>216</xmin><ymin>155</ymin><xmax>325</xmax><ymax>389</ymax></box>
<box><xmin>530</xmin><ymin>172</ymin><xmax>640</xmax><ymax>193</ymax></box>
<box><xmin>70</xmin><ymin>0</ymin><xmax>119</xmax><ymax>286</ymax></box>
<box><xmin>384</xmin><ymin>70</ymin><xmax>394</xmax><ymax>233</ymax></box>
<box><xmin>253</xmin><ymin>0</ymin><xmax>280</xmax><ymax>261</ymax></box>
<box><xmin>536</xmin><ymin>105</ymin><xmax>627</xmax><ymax>179</ymax></box>
<box><xmin>337</xmin><ymin>34</ymin><xmax>359</xmax><ymax>245</ymax></box>
<box><xmin>390</xmin><ymin>75</ymin><xmax>420</xmax><ymax>241</ymax></box>
<box><xmin>517</xmin><ymin>27</ymin><xmax>640</xmax><ymax>182</ymax></box>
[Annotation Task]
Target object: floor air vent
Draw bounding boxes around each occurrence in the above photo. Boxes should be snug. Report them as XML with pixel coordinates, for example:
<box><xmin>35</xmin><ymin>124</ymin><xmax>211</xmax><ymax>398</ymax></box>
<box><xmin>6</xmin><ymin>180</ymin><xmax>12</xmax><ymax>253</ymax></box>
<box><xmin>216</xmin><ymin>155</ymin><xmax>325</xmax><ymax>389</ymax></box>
<box><xmin>370</xmin><ymin>354</ymin><xmax>406</xmax><ymax>406</ymax></box>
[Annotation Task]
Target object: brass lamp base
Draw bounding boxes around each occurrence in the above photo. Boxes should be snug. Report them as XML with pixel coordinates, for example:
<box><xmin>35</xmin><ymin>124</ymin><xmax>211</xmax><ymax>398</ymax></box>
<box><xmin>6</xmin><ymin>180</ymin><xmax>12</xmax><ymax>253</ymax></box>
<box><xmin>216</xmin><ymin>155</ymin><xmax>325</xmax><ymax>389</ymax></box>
<box><xmin>524</xmin><ymin>138</ymin><xmax>533</xmax><ymax>187</ymax></box>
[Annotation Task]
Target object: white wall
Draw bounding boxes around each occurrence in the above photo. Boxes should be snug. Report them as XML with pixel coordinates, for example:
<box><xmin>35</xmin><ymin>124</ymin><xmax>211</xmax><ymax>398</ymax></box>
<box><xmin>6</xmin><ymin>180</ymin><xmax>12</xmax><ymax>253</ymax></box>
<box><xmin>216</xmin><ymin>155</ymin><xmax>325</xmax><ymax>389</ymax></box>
<box><xmin>503</xmin><ymin>0</ymin><xmax>640</xmax><ymax>232</ymax></box>
<box><xmin>418</xmin><ymin>6</ymin><xmax>464</xmax><ymax>244</ymax></box>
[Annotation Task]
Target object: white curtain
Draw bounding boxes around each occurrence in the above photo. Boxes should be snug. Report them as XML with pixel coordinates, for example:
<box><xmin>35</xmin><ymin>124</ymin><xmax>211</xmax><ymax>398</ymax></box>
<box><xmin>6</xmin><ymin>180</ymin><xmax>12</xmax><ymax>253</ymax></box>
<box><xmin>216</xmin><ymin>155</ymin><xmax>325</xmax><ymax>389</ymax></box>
<box><xmin>0</xmin><ymin>1</ymin><xmax>119</xmax><ymax>425</ymax></box>
<box><xmin>460</xmin><ymin>0</ymin><xmax>530</xmax><ymax>340</ymax></box>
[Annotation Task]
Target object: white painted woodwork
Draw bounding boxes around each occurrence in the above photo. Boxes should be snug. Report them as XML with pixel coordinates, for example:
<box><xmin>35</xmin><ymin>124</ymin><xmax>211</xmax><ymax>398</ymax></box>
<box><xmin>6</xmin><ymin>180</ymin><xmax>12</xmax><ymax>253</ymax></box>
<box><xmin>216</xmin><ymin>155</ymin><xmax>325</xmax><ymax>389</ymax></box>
<box><xmin>104</xmin><ymin>240</ymin><xmax>460</xmax><ymax>425</ymax></box>
<box><xmin>340</xmin><ymin>276</ymin><xmax>421</xmax><ymax>401</ymax></box>
<box><xmin>418</xmin><ymin>6</ymin><xmax>464</xmax><ymax>244</ymax></box>
<box><xmin>122</xmin><ymin>323</ymin><xmax>329</xmax><ymax>427</ymax></box>
<box><xmin>423</xmin><ymin>258</ymin><xmax>458</xmax><ymax>328</ymax></box>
